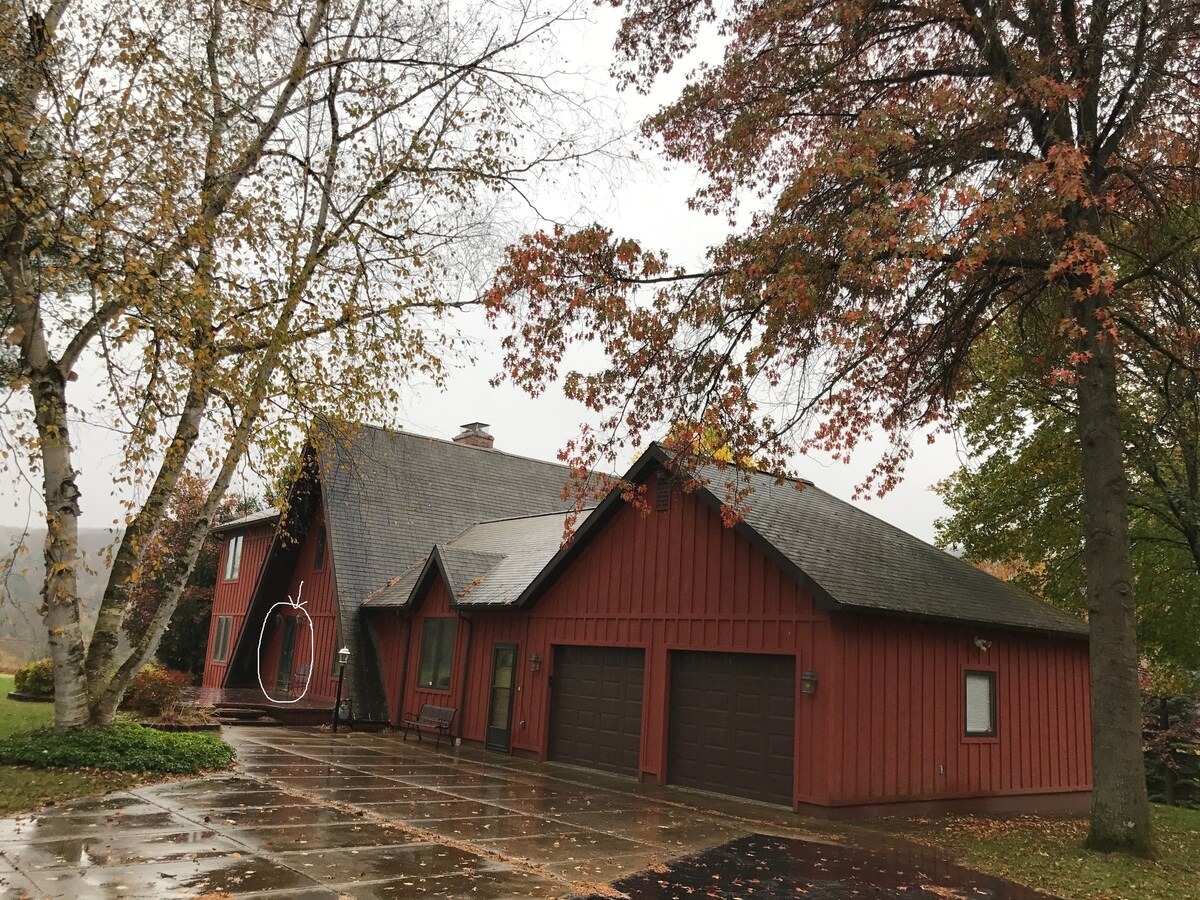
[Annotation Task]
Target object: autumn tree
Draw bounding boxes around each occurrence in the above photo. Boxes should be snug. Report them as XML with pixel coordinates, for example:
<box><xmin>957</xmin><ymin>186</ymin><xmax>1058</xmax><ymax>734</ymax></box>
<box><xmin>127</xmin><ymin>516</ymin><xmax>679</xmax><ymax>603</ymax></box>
<box><xmin>122</xmin><ymin>474</ymin><xmax>259</xmax><ymax>676</ymax></box>
<box><xmin>1</xmin><ymin>0</ymin><xmax>595</xmax><ymax>730</ymax></box>
<box><xmin>489</xmin><ymin>0</ymin><xmax>1200</xmax><ymax>854</ymax></box>
<box><xmin>937</xmin><ymin>310</ymin><xmax>1200</xmax><ymax>675</ymax></box>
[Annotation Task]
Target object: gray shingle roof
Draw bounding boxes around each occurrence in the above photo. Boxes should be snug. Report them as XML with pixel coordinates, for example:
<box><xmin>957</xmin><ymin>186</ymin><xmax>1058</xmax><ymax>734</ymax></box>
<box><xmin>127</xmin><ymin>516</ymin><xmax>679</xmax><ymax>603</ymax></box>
<box><xmin>318</xmin><ymin>423</ymin><xmax>579</xmax><ymax>616</ymax></box>
<box><xmin>691</xmin><ymin>456</ymin><xmax>1088</xmax><ymax>636</ymax></box>
<box><xmin>364</xmin><ymin>510</ymin><xmax>592</xmax><ymax>609</ymax></box>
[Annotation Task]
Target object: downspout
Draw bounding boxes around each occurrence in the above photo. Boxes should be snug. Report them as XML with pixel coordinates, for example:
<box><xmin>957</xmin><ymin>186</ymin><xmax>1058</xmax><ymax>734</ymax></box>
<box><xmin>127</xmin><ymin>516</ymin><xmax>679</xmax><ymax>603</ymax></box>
<box><xmin>395</xmin><ymin>612</ymin><xmax>411</xmax><ymax>723</ymax></box>
<box><xmin>456</xmin><ymin>610</ymin><xmax>474</xmax><ymax>740</ymax></box>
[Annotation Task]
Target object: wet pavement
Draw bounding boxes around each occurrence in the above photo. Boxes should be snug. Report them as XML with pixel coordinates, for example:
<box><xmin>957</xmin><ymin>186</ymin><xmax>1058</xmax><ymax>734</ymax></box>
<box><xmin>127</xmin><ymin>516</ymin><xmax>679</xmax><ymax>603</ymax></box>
<box><xmin>0</xmin><ymin>726</ymin><xmax>1062</xmax><ymax>898</ymax></box>
<box><xmin>575</xmin><ymin>833</ymin><xmax>1058</xmax><ymax>899</ymax></box>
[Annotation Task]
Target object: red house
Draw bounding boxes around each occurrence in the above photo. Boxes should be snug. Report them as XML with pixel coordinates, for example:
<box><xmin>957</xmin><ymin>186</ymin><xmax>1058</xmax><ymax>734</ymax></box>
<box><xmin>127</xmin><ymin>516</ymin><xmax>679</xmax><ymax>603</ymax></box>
<box><xmin>206</xmin><ymin>423</ymin><xmax>1091</xmax><ymax>816</ymax></box>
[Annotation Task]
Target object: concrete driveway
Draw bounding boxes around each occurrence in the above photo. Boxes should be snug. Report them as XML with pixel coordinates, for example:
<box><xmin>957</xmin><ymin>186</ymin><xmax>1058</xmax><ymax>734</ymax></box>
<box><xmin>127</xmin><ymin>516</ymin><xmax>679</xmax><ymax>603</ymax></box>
<box><xmin>0</xmin><ymin>727</ymin><xmax>1056</xmax><ymax>898</ymax></box>
<box><xmin>0</xmin><ymin>726</ymin><xmax>819</xmax><ymax>898</ymax></box>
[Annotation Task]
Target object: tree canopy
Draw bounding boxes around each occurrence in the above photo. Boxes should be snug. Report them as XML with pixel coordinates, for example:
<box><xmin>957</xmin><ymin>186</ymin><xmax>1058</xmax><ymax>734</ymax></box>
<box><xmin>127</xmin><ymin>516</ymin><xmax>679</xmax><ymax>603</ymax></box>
<box><xmin>488</xmin><ymin>0</ymin><xmax>1200</xmax><ymax>854</ymax></box>
<box><xmin>1</xmin><ymin>0</ymin><xmax>595</xmax><ymax>730</ymax></box>
<box><xmin>938</xmin><ymin>297</ymin><xmax>1200</xmax><ymax>675</ymax></box>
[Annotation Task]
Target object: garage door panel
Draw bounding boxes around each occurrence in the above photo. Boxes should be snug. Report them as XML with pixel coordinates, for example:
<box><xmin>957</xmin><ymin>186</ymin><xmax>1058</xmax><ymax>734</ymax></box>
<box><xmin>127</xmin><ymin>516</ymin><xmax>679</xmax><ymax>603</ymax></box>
<box><xmin>669</xmin><ymin>651</ymin><xmax>795</xmax><ymax>806</ymax></box>
<box><xmin>549</xmin><ymin>646</ymin><xmax>644</xmax><ymax>777</ymax></box>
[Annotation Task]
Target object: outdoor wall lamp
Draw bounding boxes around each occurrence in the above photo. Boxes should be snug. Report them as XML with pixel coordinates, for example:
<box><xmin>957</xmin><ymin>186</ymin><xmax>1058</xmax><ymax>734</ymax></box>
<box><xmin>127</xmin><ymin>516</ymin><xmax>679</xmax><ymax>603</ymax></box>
<box><xmin>332</xmin><ymin>647</ymin><xmax>351</xmax><ymax>734</ymax></box>
<box><xmin>801</xmin><ymin>669</ymin><xmax>819</xmax><ymax>695</ymax></box>
<box><xmin>529</xmin><ymin>652</ymin><xmax>542</xmax><ymax>673</ymax></box>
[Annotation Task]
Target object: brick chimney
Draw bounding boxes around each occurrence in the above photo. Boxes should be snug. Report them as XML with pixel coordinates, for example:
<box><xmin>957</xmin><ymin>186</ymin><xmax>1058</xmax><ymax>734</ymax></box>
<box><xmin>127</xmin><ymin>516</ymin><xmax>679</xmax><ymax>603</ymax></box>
<box><xmin>453</xmin><ymin>422</ymin><xmax>494</xmax><ymax>449</ymax></box>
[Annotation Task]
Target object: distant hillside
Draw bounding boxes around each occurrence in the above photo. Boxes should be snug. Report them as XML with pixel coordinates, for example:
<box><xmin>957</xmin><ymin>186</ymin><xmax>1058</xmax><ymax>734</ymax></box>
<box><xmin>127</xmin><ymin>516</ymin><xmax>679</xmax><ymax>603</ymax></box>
<box><xmin>0</xmin><ymin>526</ymin><xmax>118</xmax><ymax>671</ymax></box>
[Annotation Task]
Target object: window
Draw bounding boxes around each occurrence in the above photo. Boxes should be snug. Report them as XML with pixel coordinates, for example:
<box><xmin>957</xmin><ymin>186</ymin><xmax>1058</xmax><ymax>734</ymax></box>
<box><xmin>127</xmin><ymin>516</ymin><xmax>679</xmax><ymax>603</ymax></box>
<box><xmin>211</xmin><ymin>616</ymin><xmax>233</xmax><ymax>663</ymax></box>
<box><xmin>417</xmin><ymin>618</ymin><xmax>455</xmax><ymax>690</ymax></box>
<box><xmin>964</xmin><ymin>670</ymin><xmax>997</xmax><ymax>737</ymax></box>
<box><xmin>313</xmin><ymin>528</ymin><xmax>326</xmax><ymax>571</ymax></box>
<box><xmin>223</xmin><ymin>534</ymin><xmax>244</xmax><ymax>581</ymax></box>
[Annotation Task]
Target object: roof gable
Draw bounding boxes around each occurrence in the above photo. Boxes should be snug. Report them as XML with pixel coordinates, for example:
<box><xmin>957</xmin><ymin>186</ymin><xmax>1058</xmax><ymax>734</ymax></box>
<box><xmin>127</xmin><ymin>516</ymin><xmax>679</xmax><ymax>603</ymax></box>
<box><xmin>513</xmin><ymin>445</ymin><xmax>1087</xmax><ymax>637</ymax></box>
<box><xmin>364</xmin><ymin>510</ymin><xmax>591</xmax><ymax>610</ymax></box>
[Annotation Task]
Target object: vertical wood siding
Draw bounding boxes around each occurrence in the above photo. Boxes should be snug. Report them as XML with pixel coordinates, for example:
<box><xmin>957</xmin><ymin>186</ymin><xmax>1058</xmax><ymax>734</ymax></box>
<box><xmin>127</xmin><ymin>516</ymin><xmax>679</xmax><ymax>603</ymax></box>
<box><xmin>203</xmin><ymin>506</ymin><xmax>340</xmax><ymax>701</ymax></box>
<box><xmin>268</xmin><ymin>506</ymin><xmax>339</xmax><ymax>700</ymax></box>
<box><xmin>395</xmin><ymin>473</ymin><xmax>837</xmax><ymax>806</ymax></box>
<box><xmin>830</xmin><ymin>616</ymin><xmax>1091</xmax><ymax>805</ymax></box>
<box><xmin>374</xmin><ymin>466</ymin><xmax>1089</xmax><ymax>811</ymax></box>
<box><xmin>201</xmin><ymin>523</ymin><xmax>273</xmax><ymax>688</ymax></box>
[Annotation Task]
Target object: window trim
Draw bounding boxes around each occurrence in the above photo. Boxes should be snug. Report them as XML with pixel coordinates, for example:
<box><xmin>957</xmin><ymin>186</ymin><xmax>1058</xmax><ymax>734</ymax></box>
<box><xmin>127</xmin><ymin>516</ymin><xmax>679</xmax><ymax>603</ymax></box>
<box><xmin>211</xmin><ymin>615</ymin><xmax>233</xmax><ymax>663</ymax></box>
<box><xmin>223</xmin><ymin>534</ymin><xmax>244</xmax><ymax>581</ymax></box>
<box><xmin>963</xmin><ymin>668</ymin><xmax>998</xmax><ymax>741</ymax></box>
<box><xmin>416</xmin><ymin>617</ymin><xmax>455</xmax><ymax>691</ymax></box>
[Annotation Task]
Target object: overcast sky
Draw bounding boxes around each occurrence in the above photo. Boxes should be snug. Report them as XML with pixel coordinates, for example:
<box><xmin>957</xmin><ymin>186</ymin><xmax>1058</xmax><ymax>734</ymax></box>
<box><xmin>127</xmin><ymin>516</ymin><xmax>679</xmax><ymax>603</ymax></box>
<box><xmin>0</xmin><ymin>2</ymin><xmax>969</xmax><ymax>545</ymax></box>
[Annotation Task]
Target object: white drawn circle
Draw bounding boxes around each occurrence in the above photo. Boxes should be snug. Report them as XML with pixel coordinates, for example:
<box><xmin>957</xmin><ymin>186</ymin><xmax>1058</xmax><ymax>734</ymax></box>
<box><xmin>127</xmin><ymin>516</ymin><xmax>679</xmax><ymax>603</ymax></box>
<box><xmin>256</xmin><ymin>582</ymin><xmax>315</xmax><ymax>704</ymax></box>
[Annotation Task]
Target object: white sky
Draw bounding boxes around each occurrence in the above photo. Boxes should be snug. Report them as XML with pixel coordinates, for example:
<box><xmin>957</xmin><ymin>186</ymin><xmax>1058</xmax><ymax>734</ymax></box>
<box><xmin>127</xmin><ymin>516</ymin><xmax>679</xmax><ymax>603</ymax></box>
<box><xmin>0</xmin><ymin>2</ymin><xmax>968</xmax><ymax>544</ymax></box>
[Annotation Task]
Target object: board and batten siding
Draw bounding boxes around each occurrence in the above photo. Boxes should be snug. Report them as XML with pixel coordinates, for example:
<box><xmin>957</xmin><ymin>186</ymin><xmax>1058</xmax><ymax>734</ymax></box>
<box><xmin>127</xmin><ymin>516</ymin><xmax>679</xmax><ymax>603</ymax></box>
<box><xmin>255</xmin><ymin>507</ymin><xmax>341</xmax><ymax>701</ymax></box>
<box><xmin>393</xmin><ymin>472</ymin><xmax>837</xmax><ymax>807</ymax></box>
<box><xmin>829</xmin><ymin>615</ymin><xmax>1091</xmax><ymax>807</ymax></box>
<box><xmin>381</xmin><ymin>466</ymin><xmax>1090</xmax><ymax>812</ymax></box>
<box><xmin>202</xmin><ymin>523</ymin><xmax>273</xmax><ymax>688</ymax></box>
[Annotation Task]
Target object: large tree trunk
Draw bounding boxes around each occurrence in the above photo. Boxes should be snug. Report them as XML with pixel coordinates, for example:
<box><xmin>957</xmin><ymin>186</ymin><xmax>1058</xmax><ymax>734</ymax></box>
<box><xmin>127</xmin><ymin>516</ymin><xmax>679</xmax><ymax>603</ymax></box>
<box><xmin>1076</xmin><ymin>298</ymin><xmax>1154</xmax><ymax>855</ymax></box>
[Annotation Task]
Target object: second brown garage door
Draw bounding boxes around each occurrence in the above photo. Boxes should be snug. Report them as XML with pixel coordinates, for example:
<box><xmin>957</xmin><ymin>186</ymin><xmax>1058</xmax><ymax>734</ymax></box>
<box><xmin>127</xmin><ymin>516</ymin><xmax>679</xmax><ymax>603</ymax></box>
<box><xmin>669</xmin><ymin>651</ymin><xmax>795</xmax><ymax>805</ymax></box>
<box><xmin>548</xmin><ymin>645</ymin><xmax>644</xmax><ymax>776</ymax></box>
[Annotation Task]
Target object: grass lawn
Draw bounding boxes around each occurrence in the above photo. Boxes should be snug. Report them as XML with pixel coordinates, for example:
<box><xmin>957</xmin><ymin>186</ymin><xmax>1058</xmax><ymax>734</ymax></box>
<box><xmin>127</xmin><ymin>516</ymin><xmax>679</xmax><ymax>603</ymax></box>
<box><xmin>0</xmin><ymin>674</ymin><xmax>231</xmax><ymax>816</ymax></box>
<box><xmin>885</xmin><ymin>804</ymin><xmax>1200</xmax><ymax>900</ymax></box>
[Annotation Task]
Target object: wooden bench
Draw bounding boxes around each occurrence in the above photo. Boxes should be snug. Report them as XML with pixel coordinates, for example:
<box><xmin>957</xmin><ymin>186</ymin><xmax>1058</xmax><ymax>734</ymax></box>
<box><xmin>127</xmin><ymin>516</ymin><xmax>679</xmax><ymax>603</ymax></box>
<box><xmin>401</xmin><ymin>704</ymin><xmax>456</xmax><ymax>749</ymax></box>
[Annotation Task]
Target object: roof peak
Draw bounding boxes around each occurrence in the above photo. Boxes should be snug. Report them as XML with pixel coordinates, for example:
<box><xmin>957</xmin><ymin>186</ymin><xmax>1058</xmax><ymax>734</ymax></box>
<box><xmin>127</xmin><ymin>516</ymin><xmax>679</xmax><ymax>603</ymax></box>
<box><xmin>350</xmin><ymin>421</ymin><xmax>579</xmax><ymax>472</ymax></box>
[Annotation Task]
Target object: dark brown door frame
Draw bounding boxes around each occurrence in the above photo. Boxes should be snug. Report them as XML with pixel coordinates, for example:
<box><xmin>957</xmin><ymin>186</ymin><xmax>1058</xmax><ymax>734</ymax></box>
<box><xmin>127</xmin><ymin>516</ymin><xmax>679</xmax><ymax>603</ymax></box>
<box><xmin>486</xmin><ymin>642</ymin><xmax>518</xmax><ymax>752</ymax></box>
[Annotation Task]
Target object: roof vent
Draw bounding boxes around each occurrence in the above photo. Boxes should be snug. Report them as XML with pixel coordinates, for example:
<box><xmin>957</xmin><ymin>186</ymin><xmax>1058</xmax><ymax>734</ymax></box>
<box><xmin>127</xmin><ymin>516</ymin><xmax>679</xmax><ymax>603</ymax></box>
<box><xmin>453</xmin><ymin>422</ymin><xmax>494</xmax><ymax>449</ymax></box>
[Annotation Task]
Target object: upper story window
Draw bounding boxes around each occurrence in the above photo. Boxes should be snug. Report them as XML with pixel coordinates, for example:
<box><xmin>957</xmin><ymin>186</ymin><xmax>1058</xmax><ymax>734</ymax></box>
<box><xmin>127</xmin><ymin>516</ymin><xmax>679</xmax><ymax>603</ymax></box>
<box><xmin>313</xmin><ymin>528</ymin><xmax>327</xmax><ymax>571</ymax></box>
<box><xmin>224</xmin><ymin>534</ymin><xmax>244</xmax><ymax>581</ymax></box>
<box><xmin>417</xmin><ymin>618</ymin><xmax>455</xmax><ymax>690</ymax></box>
<box><xmin>964</xmin><ymin>670</ymin><xmax>997</xmax><ymax>738</ymax></box>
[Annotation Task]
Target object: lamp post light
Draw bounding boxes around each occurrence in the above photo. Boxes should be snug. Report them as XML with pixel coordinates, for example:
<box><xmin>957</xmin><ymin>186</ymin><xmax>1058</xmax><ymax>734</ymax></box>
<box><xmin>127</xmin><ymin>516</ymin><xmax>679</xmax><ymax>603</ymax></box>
<box><xmin>332</xmin><ymin>647</ymin><xmax>350</xmax><ymax>733</ymax></box>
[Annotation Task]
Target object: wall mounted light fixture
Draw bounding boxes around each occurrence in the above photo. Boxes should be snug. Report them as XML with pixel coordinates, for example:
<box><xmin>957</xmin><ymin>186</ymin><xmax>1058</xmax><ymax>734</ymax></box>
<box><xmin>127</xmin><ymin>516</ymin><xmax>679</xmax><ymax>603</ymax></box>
<box><xmin>530</xmin><ymin>652</ymin><xmax>542</xmax><ymax>673</ymax></box>
<box><xmin>801</xmin><ymin>669</ymin><xmax>819</xmax><ymax>695</ymax></box>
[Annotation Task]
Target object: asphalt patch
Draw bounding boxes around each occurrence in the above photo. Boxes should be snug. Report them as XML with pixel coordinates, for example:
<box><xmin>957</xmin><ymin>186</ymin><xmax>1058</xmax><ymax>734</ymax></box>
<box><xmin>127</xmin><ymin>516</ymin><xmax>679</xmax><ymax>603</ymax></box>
<box><xmin>573</xmin><ymin>832</ymin><xmax>1059</xmax><ymax>899</ymax></box>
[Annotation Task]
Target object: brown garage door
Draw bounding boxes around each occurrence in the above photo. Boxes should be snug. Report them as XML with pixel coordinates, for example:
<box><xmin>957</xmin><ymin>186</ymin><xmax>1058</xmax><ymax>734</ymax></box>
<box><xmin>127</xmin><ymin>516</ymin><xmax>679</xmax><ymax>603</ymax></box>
<box><xmin>669</xmin><ymin>651</ymin><xmax>795</xmax><ymax>805</ymax></box>
<box><xmin>548</xmin><ymin>645</ymin><xmax>644</xmax><ymax>776</ymax></box>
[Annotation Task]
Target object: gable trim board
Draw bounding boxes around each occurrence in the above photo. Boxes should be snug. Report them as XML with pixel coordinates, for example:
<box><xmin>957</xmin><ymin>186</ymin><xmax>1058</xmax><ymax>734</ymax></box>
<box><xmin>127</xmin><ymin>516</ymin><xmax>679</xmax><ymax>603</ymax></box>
<box><xmin>206</xmin><ymin>424</ymin><xmax>1091</xmax><ymax>814</ymax></box>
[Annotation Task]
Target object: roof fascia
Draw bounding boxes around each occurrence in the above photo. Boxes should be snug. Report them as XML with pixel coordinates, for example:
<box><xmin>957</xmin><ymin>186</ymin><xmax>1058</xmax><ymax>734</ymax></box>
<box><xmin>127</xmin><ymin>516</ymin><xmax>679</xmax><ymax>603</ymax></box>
<box><xmin>832</xmin><ymin>603</ymin><xmax>1090</xmax><ymax>641</ymax></box>
<box><xmin>403</xmin><ymin>549</ymin><xmax>448</xmax><ymax>613</ymax></box>
<box><xmin>211</xmin><ymin>514</ymin><xmax>279</xmax><ymax>536</ymax></box>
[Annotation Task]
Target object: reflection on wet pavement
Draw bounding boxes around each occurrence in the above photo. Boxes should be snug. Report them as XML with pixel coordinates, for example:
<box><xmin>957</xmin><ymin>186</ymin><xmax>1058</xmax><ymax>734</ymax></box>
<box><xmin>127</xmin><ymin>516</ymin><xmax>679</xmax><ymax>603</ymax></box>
<box><xmin>574</xmin><ymin>832</ymin><xmax>1060</xmax><ymax>899</ymax></box>
<box><xmin>0</xmin><ymin>727</ymin><xmax>1066</xmax><ymax>898</ymax></box>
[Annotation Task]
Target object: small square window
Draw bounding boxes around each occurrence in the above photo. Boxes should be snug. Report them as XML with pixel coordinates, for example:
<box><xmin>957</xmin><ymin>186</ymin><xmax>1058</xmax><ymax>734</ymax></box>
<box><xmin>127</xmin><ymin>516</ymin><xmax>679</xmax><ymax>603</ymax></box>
<box><xmin>964</xmin><ymin>670</ymin><xmax>997</xmax><ymax>737</ymax></box>
<box><xmin>417</xmin><ymin>618</ymin><xmax>455</xmax><ymax>690</ymax></box>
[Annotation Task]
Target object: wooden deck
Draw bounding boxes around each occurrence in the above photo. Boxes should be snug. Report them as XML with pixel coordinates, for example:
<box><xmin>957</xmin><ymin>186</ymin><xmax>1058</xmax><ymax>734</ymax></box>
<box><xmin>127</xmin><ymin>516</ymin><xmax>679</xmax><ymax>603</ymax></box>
<box><xmin>182</xmin><ymin>686</ymin><xmax>335</xmax><ymax>725</ymax></box>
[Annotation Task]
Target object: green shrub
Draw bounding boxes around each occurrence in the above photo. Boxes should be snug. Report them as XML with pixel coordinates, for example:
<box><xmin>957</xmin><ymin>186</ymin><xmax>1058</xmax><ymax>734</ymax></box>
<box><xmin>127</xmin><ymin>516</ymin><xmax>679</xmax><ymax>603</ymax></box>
<box><xmin>0</xmin><ymin>722</ymin><xmax>233</xmax><ymax>773</ymax></box>
<box><xmin>120</xmin><ymin>665</ymin><xmax>191</xmax><ymax>717</ymax></box>
<box><xmin>13</xmin><ymin>659</ymin><xmax>54</xmax><ymax>698</ymax></box>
